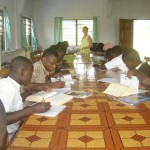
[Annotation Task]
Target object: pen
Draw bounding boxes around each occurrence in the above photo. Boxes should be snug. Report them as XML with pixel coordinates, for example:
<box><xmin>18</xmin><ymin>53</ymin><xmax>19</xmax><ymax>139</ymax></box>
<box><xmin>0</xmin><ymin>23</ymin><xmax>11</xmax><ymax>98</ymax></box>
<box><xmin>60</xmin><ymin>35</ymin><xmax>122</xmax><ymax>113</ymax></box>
<box><xmin>42</xmin><ymin>97</ymin><xmax>45</xmax><ymax>102</ymax></box>
<box><xmin>57</xmin><ymin>73</ymin><xmax>61</xmax><ymax>81</ymax></box>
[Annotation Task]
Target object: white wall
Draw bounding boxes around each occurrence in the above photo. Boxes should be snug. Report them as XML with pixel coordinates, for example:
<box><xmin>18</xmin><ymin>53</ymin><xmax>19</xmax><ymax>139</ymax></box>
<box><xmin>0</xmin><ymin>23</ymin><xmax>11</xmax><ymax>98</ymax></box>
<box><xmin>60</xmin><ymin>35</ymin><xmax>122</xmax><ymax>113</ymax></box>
<box><xmin>112</xmin><ymin>0</ymin><xmax>150</xmax><ymax>44</ymax></box>
<box><xmin>0</xmin><ymin>0</ymin><xmax>34</xmax><ymax>49</ymax></box>
<box><xmin>33</xmin><ymin>0</ymin><xmax>114</xmax><ymax>49</ymax></box>
<box><xmin>32</xmin><ymin>0</ymin><xmax>150</xmax><ymax>49</ymax></box>
<box><xmin>1</xmin><ymin>0</ymin><xmax>150</xmax><ymax>50</ymax></box>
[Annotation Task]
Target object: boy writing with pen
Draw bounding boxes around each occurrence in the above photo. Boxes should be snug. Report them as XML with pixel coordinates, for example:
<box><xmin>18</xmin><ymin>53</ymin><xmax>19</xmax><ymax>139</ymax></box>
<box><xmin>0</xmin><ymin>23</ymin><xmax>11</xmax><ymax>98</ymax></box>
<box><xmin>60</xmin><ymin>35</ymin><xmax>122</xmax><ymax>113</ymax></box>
<box><xmin>0</xmin><ymin>56</ymin><xmax>51</xmax><ymax>140</ymax></box>
<box><xmin>23</xmin><ymin>46</ymin><xmax>65</xmax><ymax>96</ymax></box>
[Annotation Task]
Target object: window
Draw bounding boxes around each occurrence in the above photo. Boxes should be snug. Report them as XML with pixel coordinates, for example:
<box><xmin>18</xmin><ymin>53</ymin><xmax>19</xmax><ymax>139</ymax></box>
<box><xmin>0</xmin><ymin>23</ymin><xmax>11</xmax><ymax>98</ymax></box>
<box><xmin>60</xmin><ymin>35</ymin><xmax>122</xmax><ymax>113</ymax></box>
<box><xmin>0</xmin><ymin>10</ymin><xmax>5</xmax><ymax>51</ymax></box>
<box><xmin>22</xmin><ymin>17</ymin><xmax>31</xmax><ymax>47</ymax></box>
<box><xmin>62</xmin><ymin>19</ymin><xmax>93</xmax><ymax>46</ymax></box>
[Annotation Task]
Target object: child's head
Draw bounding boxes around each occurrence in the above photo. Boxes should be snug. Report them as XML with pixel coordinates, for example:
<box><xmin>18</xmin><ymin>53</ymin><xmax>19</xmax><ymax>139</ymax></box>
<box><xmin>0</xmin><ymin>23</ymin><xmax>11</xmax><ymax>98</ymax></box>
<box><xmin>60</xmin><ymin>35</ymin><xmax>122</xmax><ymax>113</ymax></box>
<box><xmin>111</xmin><ymin>45</ymin><xmax>122</xmax><ymax>58</ymax></box>
<box><xmin>95</xmin><ymin>43</ymin><xmax>104</xmax><ymax>53</ymax></box>
<box><xmin>42</xmin><ymin>47</ymin><xmax>59</xmax><ymax>72</ymax></box>
<box><xmin>10</xmin><ymin>56</ymin><xmax>33</xmax><ymax>85</ymax></box>
<box><xmin>122</xmin><ymin>49</ymin><xmax>141</xmax><ymax>69</ymax></box>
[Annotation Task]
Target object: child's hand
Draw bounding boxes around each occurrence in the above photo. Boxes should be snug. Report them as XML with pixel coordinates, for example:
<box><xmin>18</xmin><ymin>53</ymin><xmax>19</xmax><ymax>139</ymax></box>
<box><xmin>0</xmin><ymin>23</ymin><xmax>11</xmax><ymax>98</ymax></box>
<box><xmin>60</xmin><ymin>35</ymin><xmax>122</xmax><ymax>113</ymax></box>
<box><xmin>31</xmin><ymin>102</ymin><xmax>51</xmax><ymax>113</ymax></box>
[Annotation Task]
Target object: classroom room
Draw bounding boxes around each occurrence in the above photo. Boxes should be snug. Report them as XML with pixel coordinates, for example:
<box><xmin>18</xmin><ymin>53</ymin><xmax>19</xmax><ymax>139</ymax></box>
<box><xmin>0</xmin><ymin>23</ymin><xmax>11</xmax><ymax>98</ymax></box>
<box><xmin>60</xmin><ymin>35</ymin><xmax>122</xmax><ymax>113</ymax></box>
<box><xmin>1</xmin><ymin>0</ymin><xmax>150</xmax><ymax>150</ymax></box>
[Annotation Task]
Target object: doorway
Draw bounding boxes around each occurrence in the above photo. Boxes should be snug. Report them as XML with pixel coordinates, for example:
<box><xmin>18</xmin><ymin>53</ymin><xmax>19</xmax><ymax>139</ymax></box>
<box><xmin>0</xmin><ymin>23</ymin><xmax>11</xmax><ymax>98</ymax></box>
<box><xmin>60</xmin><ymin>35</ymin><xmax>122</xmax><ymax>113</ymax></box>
<box><xmin>133</xmin><ymin>20</ymin><xmax>150</xmax><ymax>60</ymax></box>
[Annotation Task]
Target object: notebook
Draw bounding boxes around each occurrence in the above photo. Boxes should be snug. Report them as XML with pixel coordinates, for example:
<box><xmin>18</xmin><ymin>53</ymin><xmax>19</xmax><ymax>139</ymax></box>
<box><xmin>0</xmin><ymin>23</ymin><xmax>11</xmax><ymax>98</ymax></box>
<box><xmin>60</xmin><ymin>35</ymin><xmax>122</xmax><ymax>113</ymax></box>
<box><xmin>103</xmin><ymin>82</ymin><xmax>137</xmax><ymax>97</ymax></box>
<box><xmin>116</xmin><ymin>94</ymin><xmax>150</xmax><ymax>105</ymax></box>
<box><xmin>25</xmin><ymin>91</ymin><xmax>73</xmax><ymax>106</ymax></box>
<box><xmin>35</xmin><ymin>105</ymin><xmax>66</xmax><ymax>117</ymax></box>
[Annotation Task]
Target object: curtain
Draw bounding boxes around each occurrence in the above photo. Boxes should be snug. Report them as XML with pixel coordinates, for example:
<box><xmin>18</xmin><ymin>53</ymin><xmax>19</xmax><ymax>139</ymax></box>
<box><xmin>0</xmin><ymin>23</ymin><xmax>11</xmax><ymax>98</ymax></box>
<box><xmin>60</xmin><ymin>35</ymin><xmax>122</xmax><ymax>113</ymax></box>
<box><xmin>3</xmin><ymin>7</ymin><xmax>11</xmax><ymax>50</ymax></box>
<box><xmin>54</xmin><ymin>17</ymin><xmax>63</xmax><ymax>44</ymax></box>
<box><xmin>31</xmin><ymin>17</ymin><xmax>39</xmax><ymax>50</ymax></box>
<box><xmin>93</xmin><ymin>16</ymin><xmax>98</xmax><ymax>43</ymax></box>
<box><xmin>21</xmin><ymin>17</ymin><xmax>27</xmax><ymax>48</ymax></box>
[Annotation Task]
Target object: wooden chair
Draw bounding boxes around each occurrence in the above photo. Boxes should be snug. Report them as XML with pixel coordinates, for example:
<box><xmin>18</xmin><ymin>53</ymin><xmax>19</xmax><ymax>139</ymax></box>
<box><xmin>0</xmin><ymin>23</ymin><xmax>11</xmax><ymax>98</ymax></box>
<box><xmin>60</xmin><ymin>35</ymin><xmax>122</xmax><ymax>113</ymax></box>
<box><xmin>30</xmin><ymin>49</ymin><xmax>43</xmax><ymax>63</ymax></box>
<box><xmin>0</xmin><ymin>68</ymin><xmax>10</xmax><ymax>78</ymax></box>
<box><xmin>0</xmin><ymin>100</ymin><xmax>8</xmax><ymax>150</ymax></box>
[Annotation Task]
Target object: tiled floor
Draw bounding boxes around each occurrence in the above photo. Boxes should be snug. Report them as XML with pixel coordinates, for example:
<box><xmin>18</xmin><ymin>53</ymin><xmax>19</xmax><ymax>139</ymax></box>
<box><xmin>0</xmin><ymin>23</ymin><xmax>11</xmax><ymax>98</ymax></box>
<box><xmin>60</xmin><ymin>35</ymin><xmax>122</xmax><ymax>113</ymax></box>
<box><xmin>8</xmin><ymin>55</ymin><xmax>150</xmax><ymax>150</ymax></box>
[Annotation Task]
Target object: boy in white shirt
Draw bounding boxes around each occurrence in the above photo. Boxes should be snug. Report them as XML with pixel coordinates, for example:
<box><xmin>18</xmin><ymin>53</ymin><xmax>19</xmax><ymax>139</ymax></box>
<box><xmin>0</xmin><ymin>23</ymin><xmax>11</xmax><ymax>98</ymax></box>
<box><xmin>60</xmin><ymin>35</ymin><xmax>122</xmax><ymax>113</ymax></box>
<box><xmin>0</xmin><ymin>56</ymin><xmax>51</xmax><ymax>140</ymax></box>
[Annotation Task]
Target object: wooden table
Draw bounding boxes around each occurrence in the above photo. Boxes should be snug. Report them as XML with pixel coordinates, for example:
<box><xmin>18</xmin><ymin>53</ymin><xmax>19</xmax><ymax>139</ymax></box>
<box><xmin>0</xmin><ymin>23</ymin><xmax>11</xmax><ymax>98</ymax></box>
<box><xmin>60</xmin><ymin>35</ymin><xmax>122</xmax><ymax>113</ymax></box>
<box><xmin>8</xmin><ymin>54</ymin><xmax>150</xmax><ymax>150</ymax></box>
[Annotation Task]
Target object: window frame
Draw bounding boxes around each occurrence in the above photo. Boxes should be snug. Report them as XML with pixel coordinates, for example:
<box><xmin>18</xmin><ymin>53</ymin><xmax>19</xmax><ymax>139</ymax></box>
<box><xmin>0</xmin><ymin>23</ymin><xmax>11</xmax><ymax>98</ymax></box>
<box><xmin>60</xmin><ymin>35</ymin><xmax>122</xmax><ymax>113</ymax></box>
<box><xmin>0</xmin><ymin>10</ymin><xmax>5</xmax><ymax>51</ymax></box>
<box><xmin>22</xmin><ymin>16</ymin><xmax>32</xmax><ymax>48</ymax></box>
<box><xmin>62</xmin><ymin>19</ymin><xmax>93</xmax><ymax>46</ymax></box>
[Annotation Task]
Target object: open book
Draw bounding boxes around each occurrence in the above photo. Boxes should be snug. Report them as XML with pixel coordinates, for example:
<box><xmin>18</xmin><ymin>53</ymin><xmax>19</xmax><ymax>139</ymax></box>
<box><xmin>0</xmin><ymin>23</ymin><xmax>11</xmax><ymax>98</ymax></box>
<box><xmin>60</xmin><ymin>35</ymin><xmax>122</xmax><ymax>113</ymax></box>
<box><xmin>25</xmin><ymin>91</ymin><xmax>73</xmax><ymax>106</ymax></box>
<box><xmin>103</xmin><ymin>82</ymin><xmax>137</xmax><ymax>97</ymax></box>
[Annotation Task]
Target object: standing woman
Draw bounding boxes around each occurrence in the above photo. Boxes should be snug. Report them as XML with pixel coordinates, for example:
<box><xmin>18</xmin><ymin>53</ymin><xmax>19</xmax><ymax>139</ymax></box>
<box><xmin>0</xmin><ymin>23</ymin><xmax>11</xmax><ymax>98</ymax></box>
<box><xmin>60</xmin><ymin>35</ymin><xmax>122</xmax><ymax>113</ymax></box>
<box><xmin>80</xmin><ymin>26</ymin><xmax>93</xmax><ymax>55</ymax></box>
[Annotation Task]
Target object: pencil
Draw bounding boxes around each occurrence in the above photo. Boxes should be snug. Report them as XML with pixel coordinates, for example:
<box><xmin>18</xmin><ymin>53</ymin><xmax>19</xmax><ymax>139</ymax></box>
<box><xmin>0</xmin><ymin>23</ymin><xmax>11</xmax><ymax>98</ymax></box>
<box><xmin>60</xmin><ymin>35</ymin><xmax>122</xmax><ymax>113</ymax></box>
<box><xmin>42</xmin><ymin>98</ymin><xmax>45</xmax><ymax>102</ymax></box>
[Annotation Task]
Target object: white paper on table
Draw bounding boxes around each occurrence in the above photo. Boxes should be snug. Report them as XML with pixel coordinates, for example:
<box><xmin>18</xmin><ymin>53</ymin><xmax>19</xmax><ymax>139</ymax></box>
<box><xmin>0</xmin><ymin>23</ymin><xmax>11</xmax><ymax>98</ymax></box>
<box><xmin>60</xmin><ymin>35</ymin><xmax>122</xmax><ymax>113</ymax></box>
<box><xmin>51</xmin><ymin>74</ymin><xmax>73</xmax><ymax>89</ymax></box>
<box><xmin>120</xmin><ymin>74</ymin><xmax>139</xmax><ymax>93</ymax></box>
<box><xmin>103</xmin><ymin>82</ymin><xmax>137</xmax><ymax>97</ymax></box>
<box><xmin>35</xmin><ymin>105</ymin><xmax>66</xmax><ymax>117</ymax></box>
<box><xmin>51</xmin><ymin>88</ymin><xmax>71</xmax><ymax>94</ymax></box>
<box><xmin>51</xmin><ymin>74</ymin><xmax>74</xmax><ymax>83</ymax></box>
<box><xmin>97</xmin><ymin>78</ymin><xmax>120</xmax><ymax>83</ymax></box>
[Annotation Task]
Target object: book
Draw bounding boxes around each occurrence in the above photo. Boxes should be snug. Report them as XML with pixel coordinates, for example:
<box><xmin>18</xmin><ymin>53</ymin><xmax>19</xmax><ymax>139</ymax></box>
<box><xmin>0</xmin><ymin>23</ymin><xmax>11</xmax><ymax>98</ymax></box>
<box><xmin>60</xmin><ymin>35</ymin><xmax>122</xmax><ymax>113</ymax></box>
<box><xmin>66</xmin><ymin>90</ymin><xmax>93</xmax><ymax>99</ymax></box>
<box><xmin>35</xmin><ymin>105</ymin><xmax>66</xmax><ymax>117</ymax></box>
<box><xmin>103</xmin><ymin>82</ymin><xmax>137</xmax><ymax>97</ymax></box>
<box><xmin>25</xmin><ymin>91</ymin><xmax>73</xmax><ymax>106</ymax></box>
<box><xmin>120</xmin><ymin>74</ymin><xmax>139</xmax><ymax>93</ymax></box>
<box><xmin>116</xmin><ymin>94</ymin><xmax>150</xmax><ymax>105</ymax></box>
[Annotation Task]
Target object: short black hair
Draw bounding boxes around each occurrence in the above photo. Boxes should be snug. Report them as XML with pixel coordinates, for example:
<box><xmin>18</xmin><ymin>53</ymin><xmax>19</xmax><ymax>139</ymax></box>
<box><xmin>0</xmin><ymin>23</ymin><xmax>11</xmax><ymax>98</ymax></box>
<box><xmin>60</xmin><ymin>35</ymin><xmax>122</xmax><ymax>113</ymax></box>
<box><xmin>10</xmin><ymin>56</ymin><xmax>33</xmax><ymax>73</ymax></box>
<box><xmin>42</xmin><ymin>47</ymin><xmax>59</xmax><ymax>59</ymax></box>
<box><xmin>57</xmin><ymin>42</ymin><xmax>67</xmax><ymax>53</ymax></box>
<box><xmin>95</xmin><ymin>43</ymin><xmax>104</xmax><ymax>52</ymax></box>
<box><xmin>122</xmin><ymin>49</ymin><xmax>141</xmax><ymax>62</ymax></box>
<box><xmin>106</xmin><ymin>48</ymin><xmax>112</xmax><ymax>57</ymax></box>
<box><xmin>111</xmin><ymin>45</ymin><xmax>122</xmax><ymax>56</ymax></box>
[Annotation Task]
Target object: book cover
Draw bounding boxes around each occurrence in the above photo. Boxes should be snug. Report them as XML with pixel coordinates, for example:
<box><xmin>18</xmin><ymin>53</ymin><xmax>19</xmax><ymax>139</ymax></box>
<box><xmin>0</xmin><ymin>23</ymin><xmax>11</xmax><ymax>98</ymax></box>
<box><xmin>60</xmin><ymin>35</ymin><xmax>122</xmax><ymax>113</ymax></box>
<box><xmin>66</xmin><ymin>90</ymin><xmax>93</xmax><ymax>99</ymax></box>
<box><xmin>117</xmin><ymin>94</ymin><xmax>150</xmax><ymax>105</ymax></box>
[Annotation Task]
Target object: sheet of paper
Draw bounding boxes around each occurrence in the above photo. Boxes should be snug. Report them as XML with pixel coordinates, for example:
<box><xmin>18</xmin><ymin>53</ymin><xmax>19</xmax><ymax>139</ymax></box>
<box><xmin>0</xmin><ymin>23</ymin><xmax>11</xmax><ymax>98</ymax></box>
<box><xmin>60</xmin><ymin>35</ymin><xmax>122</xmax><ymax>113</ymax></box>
<box><xmin>45</xmin><ymin>93</ymin><xmax>73</xmax><ymax>106</ymax></box>
<box><xmin>35</xmin><ymin>105</ymin><xmax>66</xmax><ymax>117</ymax></box>
<box><xmin>120</xmin><ymin>74</ymin><xmax>139</xmax><ymax>93</ymax></box>
<box><xmin>51</xmin><ymin>74</ymin><xmax>74</xmax><ymax>83</ymax></box>
<box><xmin>97</xmin><ymin>78</ymin><xmax>120</xmax><ymax>83</ymax></box>
<box><xmin>51</xmin><ymin>74</ymin><xmax>73</xmax><ymax>89</ymax></box>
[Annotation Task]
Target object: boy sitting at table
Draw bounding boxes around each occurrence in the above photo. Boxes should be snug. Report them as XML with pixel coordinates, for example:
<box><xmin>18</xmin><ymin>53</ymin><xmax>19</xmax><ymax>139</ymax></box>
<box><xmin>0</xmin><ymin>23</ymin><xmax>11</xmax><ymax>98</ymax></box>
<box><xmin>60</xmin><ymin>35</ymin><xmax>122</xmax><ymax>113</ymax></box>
<box><xmin>23</xmin><ymin>46</ymin><xmax>65</xmax><ymax>95</ymax></box>
<box><xmin>122</xmin><ymin>49</ymin><xmax>150</xmax><ymax>77</ymax></box>
<box><xmin>0</xmin><ymin>56</ymin><xmax>51</xmax><ymax>140</ymax></box>
<box><xmin>101</xmin><ymin>45</ymin><xmax>128</xmax><ymax>73</ymax></box>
